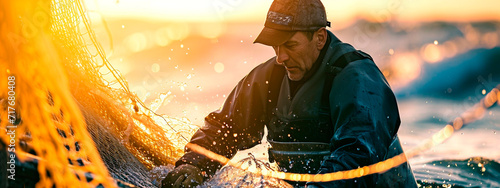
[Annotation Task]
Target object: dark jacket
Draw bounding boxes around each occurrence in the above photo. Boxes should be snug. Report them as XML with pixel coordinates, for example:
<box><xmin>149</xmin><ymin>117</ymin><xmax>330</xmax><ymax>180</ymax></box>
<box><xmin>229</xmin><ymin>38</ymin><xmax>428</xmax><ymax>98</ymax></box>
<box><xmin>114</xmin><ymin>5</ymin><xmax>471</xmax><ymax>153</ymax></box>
<box><xmin>176</xmin><ymin>31</ymin><xmax>417</xmax><ymax>187</ymax></box>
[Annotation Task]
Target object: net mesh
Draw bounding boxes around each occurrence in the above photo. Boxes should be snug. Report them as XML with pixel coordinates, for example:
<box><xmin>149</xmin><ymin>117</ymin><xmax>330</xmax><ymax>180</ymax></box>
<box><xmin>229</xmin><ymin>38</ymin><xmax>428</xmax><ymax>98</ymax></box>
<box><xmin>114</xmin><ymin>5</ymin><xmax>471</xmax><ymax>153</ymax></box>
<box><xmin>0</xmin><ymin>0</ymin><xmax>193</xmax><ymax>187</ymax></box>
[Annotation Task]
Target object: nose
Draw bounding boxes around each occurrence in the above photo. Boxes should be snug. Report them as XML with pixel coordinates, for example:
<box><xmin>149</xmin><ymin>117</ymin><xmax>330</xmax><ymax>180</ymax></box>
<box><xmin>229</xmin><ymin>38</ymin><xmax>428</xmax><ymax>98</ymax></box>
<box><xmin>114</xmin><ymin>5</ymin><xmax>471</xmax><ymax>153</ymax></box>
<box><xmin>274</xmin><ymin>46</ymin><xmax>289</xmax><ymax>65</ymax></box>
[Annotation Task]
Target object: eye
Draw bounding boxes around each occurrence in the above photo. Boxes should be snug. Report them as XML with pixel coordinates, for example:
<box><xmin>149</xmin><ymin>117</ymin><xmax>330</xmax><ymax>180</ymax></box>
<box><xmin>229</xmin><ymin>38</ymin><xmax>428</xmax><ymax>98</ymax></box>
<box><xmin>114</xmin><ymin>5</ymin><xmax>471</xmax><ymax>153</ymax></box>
<box><xmin>284</xmin><ymin>43</ymin><xmax>297</xmax><ymax>49</ymax></box>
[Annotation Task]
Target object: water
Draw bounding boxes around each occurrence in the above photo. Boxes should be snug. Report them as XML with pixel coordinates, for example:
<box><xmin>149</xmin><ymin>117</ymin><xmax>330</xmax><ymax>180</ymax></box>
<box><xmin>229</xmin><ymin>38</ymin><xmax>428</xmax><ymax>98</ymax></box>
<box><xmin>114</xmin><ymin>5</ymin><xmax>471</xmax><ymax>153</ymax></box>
<box><xmin>399</xmin><ymin>98</ymin><xmax>500</xmax><ymax>187</ymax></box>
<box><xmin>146</xmin><ymin>97</ymin><xmax>500</xmax><ymax>187</ymax></box>
<box><xmin>413</xmin><ymin>157</ymin><xmax>500</xmax><ymax>187</ymax></box>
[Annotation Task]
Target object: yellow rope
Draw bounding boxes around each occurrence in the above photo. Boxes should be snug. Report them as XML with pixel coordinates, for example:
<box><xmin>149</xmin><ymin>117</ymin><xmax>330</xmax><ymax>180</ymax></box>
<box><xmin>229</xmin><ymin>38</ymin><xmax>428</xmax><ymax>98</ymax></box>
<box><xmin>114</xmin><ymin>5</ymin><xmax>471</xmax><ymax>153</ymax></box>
<box><xmin>186</xmin><ymin>85</ymin><xmax>500</xmax><ymax>182</ymax></box>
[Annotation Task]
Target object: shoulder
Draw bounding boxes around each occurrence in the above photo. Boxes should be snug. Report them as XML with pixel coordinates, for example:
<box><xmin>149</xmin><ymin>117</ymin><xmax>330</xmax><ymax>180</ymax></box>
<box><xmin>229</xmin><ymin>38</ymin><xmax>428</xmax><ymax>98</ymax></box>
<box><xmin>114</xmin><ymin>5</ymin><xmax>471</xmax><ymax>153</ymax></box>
<box><xmin>326</xmin><ymin>46</ymin><xmax>392</xmax><ymax>99</ymax></box>
<box><xmin>337</xmin><ymin>58</ymin><xmax>388</xmax><ymax>87</ymax></box>
<box><xmin>322</xmin><ymin>40</ymin><xmax>387</xmax><ymax>88</ymax></box>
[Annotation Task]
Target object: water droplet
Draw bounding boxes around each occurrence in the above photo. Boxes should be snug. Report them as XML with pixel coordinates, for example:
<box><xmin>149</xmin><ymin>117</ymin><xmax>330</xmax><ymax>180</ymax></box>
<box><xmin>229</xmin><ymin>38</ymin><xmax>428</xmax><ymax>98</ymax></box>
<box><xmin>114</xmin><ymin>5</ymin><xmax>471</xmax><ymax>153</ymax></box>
<box><xmin>151</xmin><ymin>63</ymin><xmax>160</xmax><ymax>73</ymax></box>
<box><xmin>434</xmin><ymin>40</ymin><xmax>439</xmax><ymax>45</ymax></box>
<box><xmin>214</xmin><ymin>62</ymin><xmax>224</xmax><ymax>73</ymax></box>
<box><xmin>212</xmin><ymin>141</ymin><xmax>216</xmax><ymax>145</ymax></box>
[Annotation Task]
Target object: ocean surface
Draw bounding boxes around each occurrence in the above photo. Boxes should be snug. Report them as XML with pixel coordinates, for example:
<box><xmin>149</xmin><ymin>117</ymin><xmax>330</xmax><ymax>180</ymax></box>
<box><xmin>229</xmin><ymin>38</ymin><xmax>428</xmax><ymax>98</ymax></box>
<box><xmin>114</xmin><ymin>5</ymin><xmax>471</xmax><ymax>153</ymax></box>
<box><xmin>210</xmin><ymin>97</ymin><xmax>500</xmax><ymax>187</ymax></box>
<box><xmin>149</xmin><ymin>67</ymin><xmax>500</xmax><ymax>187</ymax></box>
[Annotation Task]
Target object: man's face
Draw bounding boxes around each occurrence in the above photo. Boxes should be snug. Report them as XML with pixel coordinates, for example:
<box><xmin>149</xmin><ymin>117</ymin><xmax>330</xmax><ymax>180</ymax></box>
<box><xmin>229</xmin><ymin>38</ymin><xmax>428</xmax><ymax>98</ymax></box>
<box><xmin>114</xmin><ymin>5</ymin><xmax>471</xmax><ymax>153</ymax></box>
<box><xmin>272</xmin><ymin>31</ymin><xmax>321</xmax><ymax>81</ymax></box>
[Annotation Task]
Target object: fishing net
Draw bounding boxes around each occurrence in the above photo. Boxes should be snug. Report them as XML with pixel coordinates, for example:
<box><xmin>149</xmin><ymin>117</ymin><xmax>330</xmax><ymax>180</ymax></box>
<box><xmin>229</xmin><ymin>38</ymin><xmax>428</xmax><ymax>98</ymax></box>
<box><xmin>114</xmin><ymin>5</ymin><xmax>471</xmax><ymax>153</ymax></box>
<box><xmin>0</xmin><ymin>0</ymin><xmax>193</xmax><ymax>187</ymax></box>
<box><xmin>3</xmin><ymin>0</ymin><xmax>498</xmax><ymax>187</ymax></box>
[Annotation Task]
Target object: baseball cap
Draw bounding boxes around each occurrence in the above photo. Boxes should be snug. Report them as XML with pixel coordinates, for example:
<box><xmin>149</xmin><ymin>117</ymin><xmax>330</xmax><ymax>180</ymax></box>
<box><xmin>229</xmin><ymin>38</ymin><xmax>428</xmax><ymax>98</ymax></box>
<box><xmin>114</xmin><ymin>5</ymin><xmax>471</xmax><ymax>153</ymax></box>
<box><xmin>254</xmin><ymin>0</ymin><xmax>331</xmax><ymax>46</ymax></box>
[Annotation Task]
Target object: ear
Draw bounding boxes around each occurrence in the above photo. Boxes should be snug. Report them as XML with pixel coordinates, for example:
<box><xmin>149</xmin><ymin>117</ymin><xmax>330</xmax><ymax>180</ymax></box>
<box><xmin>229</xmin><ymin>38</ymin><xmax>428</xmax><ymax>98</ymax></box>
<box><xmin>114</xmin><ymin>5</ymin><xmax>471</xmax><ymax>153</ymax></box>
<box><xmin>316</xmin><ymin>27</ymin><xmax>327</xmax><ymax>50</ymax></box>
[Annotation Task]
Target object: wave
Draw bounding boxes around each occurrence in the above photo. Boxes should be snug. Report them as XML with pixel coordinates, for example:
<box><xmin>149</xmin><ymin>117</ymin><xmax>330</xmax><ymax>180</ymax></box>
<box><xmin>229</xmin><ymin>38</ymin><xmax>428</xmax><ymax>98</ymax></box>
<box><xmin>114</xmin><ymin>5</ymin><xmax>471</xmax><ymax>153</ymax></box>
<box><xmin>413</xmin><ymin>157</ymin><xmax>500</xmax><ymax>187</ymax></box>
<box><xmin>396</xmin><ymin>47</ymin><xmax>500</xmax><ymax>100</ymax></box>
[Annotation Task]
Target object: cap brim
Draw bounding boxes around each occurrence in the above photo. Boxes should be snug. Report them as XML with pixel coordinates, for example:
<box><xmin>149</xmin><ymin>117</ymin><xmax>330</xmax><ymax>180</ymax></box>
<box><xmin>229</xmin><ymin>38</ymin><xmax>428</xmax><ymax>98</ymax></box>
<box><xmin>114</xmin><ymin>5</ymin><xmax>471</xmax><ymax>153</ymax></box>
<box><xmin>253</xmin><ymin>27</ymin><xmax>296</xmax><ymax>46</ymax></box>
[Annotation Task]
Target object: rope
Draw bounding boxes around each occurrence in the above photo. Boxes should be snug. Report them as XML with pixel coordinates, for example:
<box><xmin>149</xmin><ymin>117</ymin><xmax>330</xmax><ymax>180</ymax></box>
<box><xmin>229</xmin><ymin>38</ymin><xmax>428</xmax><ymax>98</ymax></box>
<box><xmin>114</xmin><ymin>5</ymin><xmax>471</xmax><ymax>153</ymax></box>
<box><xmin>186</xmin><ymin>84</ymin><xmax>500</xmax><ymax>182</ymax></box>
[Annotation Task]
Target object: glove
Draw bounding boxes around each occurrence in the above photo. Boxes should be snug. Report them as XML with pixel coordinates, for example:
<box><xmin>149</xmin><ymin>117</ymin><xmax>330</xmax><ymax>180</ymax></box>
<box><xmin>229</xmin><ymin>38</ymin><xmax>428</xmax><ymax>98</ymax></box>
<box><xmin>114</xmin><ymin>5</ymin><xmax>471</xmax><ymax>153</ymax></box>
<box><xmin>161</xmin><ymin>164</ymin><xmax>204</xmax><ymax>188</ymax></box>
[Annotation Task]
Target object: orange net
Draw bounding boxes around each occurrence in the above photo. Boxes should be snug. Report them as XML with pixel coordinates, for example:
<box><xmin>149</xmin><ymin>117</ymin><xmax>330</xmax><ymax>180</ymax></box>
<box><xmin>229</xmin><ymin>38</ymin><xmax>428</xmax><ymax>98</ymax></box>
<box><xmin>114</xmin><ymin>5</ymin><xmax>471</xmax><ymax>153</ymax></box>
<box><xmin>0</xmin><ymin>0</ymin><xmax>191</xmax><ymax>187</ymax></box>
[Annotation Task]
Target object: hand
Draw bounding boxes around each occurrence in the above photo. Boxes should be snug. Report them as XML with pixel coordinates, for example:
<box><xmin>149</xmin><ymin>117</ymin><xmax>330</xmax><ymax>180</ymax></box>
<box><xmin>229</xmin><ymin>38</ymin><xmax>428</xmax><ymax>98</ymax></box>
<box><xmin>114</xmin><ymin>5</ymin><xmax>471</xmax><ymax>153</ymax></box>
<box><xmin>161</xmin><ymin>164</ymin><xmax>204</xmax><ymax>188</ymax></box>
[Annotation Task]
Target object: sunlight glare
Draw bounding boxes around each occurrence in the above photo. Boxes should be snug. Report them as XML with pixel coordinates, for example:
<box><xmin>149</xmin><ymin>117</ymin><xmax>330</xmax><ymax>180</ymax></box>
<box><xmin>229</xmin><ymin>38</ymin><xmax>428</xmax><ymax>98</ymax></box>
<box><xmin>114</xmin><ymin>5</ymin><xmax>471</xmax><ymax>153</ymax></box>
<box><xmin>196</xmin><ymin>22</ymin><xmax>226</xmax><ymax>39</ymax></box>
<box><xmin>151</xmin><ymin>63</ymin><xmax>160</xmax><ymax>73</ymax></box>
<box><xmin>166</xmin><ymin>23</ymin><xmax>190</xmax><ymax>41</ymax></box>
<box><xmin>124</xmin><ymin>32</ymin><xmax>148</xmax><ymax>52</ymax></box>
<box><xmin>155</xmin><ymin>28</ymin><xmax>171</xmax><ymax>47</ymax></box>
<box><xmin>421</xmin><ymin>43</ymin><xmax>442</xmax><ymax>63</ymax></box>
<box><xmin>391</xmin><ymin>53</ymin><xmax>421</xmax><ymax>85</ymax></box>
<box><xmin>214</xmin><ymin>62</ymin><xmax>225</xmax><ymax>73</ymax></box>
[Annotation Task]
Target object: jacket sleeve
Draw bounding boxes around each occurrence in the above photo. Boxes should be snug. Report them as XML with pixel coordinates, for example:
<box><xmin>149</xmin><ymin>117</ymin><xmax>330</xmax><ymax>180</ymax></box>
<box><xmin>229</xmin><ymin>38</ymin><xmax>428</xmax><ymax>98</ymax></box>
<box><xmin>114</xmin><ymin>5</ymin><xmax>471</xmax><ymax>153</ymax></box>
<box><xmin>307</xmin><ymin>59</ymin><xmax>401</xmax><ymax>187</ymax></box>
<box><xmin>175</xmin><ymin>60</ymin><xmax>274</xmax><ymax>177</ymax></box>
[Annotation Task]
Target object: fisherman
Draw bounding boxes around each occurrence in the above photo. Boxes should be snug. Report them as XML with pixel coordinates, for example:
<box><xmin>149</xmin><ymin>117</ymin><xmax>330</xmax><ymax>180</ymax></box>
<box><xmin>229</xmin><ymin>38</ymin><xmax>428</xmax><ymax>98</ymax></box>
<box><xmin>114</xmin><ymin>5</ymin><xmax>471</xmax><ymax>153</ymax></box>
<box><xmin>162</xmin><ymin>0</ymin><xmax>417</xmax><ymax>187</ymax></box>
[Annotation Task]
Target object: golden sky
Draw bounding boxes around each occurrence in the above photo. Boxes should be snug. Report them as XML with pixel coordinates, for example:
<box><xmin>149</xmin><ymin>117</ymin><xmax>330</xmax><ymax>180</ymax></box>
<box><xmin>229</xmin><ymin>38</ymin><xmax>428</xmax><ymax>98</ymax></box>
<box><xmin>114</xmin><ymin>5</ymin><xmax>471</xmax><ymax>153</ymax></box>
<box><xmin>86</xmin><ymin>0</ymin><xmax>500</xmax><ymax>25</ymax></box>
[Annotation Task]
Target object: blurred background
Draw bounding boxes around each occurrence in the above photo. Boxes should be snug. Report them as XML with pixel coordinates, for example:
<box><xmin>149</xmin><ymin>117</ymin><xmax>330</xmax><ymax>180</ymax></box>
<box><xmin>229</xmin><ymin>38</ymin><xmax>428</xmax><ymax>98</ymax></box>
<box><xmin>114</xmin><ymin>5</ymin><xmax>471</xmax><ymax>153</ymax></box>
<box><xmin>82</xmin><ymin>0</ymin><xmax>500</xmax><ymax>184</ymax></box>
